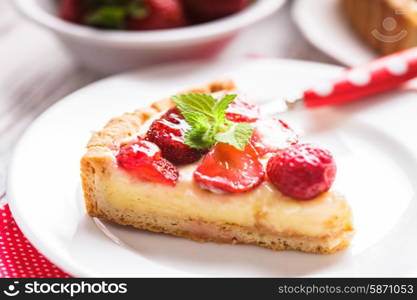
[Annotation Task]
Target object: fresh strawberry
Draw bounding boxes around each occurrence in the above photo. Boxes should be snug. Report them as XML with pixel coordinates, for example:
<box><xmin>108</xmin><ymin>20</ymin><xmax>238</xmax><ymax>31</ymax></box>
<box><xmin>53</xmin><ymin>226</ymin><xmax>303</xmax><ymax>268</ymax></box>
<box><xmin>266</xmin><ymin>144</ymin><xmax>337</xmax><ymax>200</ymax></box>
<box><xmin>251</xmin><ymin>118</ymin><xmax>298</xmax><ymax>156</ymax></box>
<box><xmin>194</xmin><ymin>143</ymin><xmax>264</xmax><ymax>193</ymax></box>
<box><xmin>183</xmin><ymin>0</ymin><xmax>249</xmax><ymax>23</ymax></box>
<box><xmin>117</xmin><ymin>139</ymin><xmax>179</xmax><ymax>186</ymax></box>
<box><xmin>59</xmin><ymin>0</ymin><xmax>84</xmax><ymax>23</ymax></box>
<box><xmin>226</xmin><ymin>98</ymin><xmax>260</xmax><ymax>123</ymax></box>
<box><xmin>146</xmin><ymin>107</ymin><xmax>206</xmax><ymax>165</ymax></box>
<box><xmin>127</xmin><ymin>0</ymin><xmax>186</xmax><ymax>30</ymax></box>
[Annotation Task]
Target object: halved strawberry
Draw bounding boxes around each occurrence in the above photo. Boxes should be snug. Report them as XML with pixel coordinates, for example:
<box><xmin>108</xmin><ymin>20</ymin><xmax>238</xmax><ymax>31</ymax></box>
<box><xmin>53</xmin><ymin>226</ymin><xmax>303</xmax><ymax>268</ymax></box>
<box><xmin>194</xmin><ymin>143</ymin><xmax>264</xmax><ymax>193</ymax></box>
<box><xmin>251</xmin><ymin>118</ymin><xmax>298</xmax><ymax>157</ymax></box>
<box><xmin>117</xmin><ymin>139</ymin><xmax>179</xmax><ymax>186</ymax></box>
<box><xmin>59</xmin><ymin>0</ymin><xmax>85</xmax><ymax>23</ymax></box>
<box><xmin>226</xmin><ymin>98</ymin><xmax>260</xmax><ymax>123</ymax></box>
<box><xmin>146</xmin><ymin>107</ymin><xmax>206</xmax><ymax>165</ymax></box>
<box><xmin>127</xmin><ymin>0</ymin><xmax>186</xmax><ymax>30</ymax></box>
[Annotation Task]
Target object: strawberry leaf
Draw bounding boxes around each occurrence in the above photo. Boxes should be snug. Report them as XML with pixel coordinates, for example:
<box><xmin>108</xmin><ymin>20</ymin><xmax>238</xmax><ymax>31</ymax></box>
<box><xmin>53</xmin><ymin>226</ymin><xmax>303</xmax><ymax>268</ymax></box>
<box><xmin>85</xmin><ymin>6</ymin><xmax>127</xmax><ymax>29</ymax></box>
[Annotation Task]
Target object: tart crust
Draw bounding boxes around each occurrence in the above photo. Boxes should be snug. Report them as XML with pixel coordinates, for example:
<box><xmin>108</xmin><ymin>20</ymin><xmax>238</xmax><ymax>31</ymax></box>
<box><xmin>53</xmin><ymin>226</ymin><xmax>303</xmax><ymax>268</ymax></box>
<box><xmin>342</xmin><ymin>0</ymin><xmax>417</xmax><ymax>55</ymax></box>
<box><xmin>81</xmin><ymin>79</ymin><xmax>353</xmax><ymax>254</ymax></box>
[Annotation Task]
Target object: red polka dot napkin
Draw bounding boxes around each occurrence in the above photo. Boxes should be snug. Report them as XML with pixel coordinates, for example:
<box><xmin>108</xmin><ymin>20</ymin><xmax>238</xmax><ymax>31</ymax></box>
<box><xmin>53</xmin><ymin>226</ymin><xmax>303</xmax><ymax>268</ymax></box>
<box><xmin>0</xmin><ymin>204</ymin><xmax>71</xmax><ymax>278</ymax></box>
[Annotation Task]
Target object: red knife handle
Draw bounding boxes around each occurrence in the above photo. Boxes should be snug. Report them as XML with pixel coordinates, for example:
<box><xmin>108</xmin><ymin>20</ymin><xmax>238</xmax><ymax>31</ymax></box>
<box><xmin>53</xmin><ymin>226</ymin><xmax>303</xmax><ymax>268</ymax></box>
<box><xmin>303</xmin><ymin>47</ymin><xmax>417</xmax><ymax>108</ymax></box>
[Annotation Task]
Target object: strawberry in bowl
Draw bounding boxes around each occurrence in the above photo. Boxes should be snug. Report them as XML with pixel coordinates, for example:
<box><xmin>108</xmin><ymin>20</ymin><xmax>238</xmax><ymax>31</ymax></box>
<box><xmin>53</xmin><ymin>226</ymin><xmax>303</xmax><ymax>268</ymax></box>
<box><xmin>183</xmin><ymin>0</ymin><xmax>250</xmax><ymax>23</ymax></box>
<box><xmin>58</xmin><ymin>0</ymin><xmax>251</xmax><ymax>30</ymax></box>
<box><xmin>81</xmin><ymin>79</ymin><xmax>354</xmax><ymax>254</ymax></box>
<box><xmin>59</xmin><ymin>0</ymin><xmax>187</xmax><ymax>30</ymax></box>
<box><xmin>16</xmin><ymin>0</ymin><xmax>284</xmax><ymax>74</ymax></box>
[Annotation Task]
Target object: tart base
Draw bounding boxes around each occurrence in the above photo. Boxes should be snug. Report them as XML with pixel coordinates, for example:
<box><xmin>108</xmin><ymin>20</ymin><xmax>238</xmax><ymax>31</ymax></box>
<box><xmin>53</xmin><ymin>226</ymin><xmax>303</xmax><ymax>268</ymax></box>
<box><xmin>94</xmin><ymin>202</ymin><xmax>352</xmax><ymax>254</ymax></box>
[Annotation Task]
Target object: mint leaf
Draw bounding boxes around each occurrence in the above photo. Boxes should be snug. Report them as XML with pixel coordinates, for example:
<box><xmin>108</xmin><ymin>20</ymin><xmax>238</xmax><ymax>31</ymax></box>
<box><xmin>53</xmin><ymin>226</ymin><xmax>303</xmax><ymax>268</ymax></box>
<box><xmin>172</xmin><ymin>93</ymin><xmax>253</xmax><ymax>150</ymax></box>
<box><xmin>215</xmin><ymin>123</ymin><xmax>253</xmax><ymax>151</ymax></box>
<box><xmin>172</xmin><ymin>94</ymin><xmax>217</xmax><ymax>119</ymax></box>
<box><xmin>213</xmin><ymin>94</ymin><xmax>236</xmax><ymax>124</ymax></box>
<box><xmin>184</xmin><ymin>126</ymin><xmax>213</xmax><ymax>150</ymax></box>
<box><xmin>181</xmin><ymin>111</ymin><xmax>209</xmax><ymax>129</ymax></box>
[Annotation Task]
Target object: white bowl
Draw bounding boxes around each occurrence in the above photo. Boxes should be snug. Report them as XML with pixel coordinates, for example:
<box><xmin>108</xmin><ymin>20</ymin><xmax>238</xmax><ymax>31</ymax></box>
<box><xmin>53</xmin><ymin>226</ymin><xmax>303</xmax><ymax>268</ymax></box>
<box><xmin>14</xmin><ymin>0</ymin><xmax>285</xmax><ymax>74</ymax></box>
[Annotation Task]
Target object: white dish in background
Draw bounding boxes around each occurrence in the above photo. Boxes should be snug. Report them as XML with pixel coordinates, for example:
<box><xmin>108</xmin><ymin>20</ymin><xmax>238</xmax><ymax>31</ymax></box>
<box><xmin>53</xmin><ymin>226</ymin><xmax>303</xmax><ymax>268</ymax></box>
<box><xmin>8</xmin><ymin>59</ymin><xmax>417</xmax><ymax>277</ymax></box>
<box><xmin>14</xmin><ymin>0</ymin><xmax>285</xmax><ymax>74</ymax></box>
<box><xmin>292</xmin><ymin>0</ymin><xmax>378</xmax><ymax>66</ymax></box>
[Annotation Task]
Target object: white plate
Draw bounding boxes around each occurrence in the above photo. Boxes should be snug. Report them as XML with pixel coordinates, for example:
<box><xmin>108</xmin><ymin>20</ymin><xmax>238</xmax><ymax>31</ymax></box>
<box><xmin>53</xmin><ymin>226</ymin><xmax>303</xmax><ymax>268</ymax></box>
<box><xmin>292</xmin><ymin>0</ymin><xmax>378</xmax><ymax>66</ymax></box>
<box><xmin>8</xmin><ymin>59</ymin><xmax>417</xmax><ymax>277</ymax></box>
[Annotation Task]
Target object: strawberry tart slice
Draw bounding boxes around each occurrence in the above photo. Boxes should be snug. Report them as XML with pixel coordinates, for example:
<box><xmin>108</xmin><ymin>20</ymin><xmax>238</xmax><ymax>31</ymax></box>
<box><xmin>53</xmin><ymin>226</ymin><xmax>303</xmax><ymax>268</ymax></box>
<box><xmin>81</xmin><ymin>80</ymin><xmax>353</xmax><ymax>254</ymax></box>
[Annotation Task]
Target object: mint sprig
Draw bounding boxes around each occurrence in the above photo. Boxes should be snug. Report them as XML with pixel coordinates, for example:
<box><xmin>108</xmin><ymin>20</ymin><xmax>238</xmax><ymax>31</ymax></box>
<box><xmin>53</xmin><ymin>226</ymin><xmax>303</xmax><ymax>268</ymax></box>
<box><xmin>172</xmin><ymin>93</ymin><xmax>253</xmax><ymax>151</ymax></box>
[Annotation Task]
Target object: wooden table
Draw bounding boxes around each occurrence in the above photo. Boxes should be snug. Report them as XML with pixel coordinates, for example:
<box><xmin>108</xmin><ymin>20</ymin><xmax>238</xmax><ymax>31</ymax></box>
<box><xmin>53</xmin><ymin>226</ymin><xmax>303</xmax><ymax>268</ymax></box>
<box><xmin>0</xmin><ymin>0</ymin><xmax>340</xmax><ymax>206</ymax></box>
